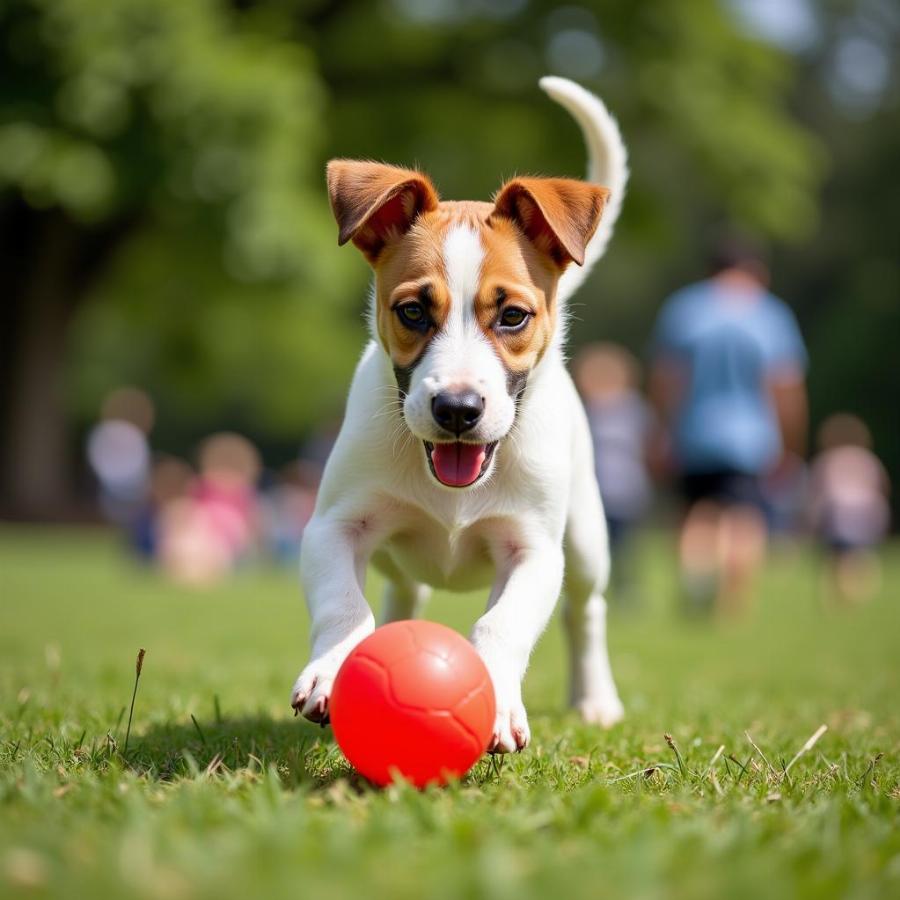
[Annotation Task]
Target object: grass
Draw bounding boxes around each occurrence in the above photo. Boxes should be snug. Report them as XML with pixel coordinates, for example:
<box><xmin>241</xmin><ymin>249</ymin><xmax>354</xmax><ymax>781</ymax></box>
<box><xmin>0</xmin><ymin>526</ymin><xmax>898</xmax><ymax>900</ymax></box>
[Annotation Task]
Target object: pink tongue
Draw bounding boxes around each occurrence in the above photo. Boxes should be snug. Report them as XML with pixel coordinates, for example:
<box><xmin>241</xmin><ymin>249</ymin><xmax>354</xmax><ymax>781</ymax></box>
<box><xmin>430</xmin><ymin>442</ymin><xmax>487</xmax><ymax>487</ymax></box>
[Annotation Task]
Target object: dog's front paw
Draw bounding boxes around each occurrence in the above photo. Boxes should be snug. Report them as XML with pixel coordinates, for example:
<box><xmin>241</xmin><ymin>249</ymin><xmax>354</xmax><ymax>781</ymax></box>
<box><xmin>489</xmin><ymin>698</ymin><xmax>530</xmax><ymax>754</ymax></box>
<box><xmin>291</xmin><ymin>618</ymin><xmax>376</xmax><ymax>724</ymax></box>
<box><xmin>472</xmin><ymin>641</ymin><xmax>530</xmax><ymax>754</ymax></box>
<box><xmin>290</xmin><ymin>661</ymin><xmax>339</xmax><ymax>724</ymax></box>
<box><xmin>483</xmin><ymin>664</ymin><xmax>530</xmax><ymax>753</ymax></box>
<box><xmin>574</xmin><ymin>693</ymin><xmax>624</xmax><ymax>728</ymax></box>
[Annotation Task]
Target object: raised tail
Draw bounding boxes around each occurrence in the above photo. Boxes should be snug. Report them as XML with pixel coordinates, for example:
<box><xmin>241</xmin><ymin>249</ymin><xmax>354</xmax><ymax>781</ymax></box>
<box><xmin>539</xmin><ymin>77</ymin><xmax>628</xmax><ymax>305</ymax></box>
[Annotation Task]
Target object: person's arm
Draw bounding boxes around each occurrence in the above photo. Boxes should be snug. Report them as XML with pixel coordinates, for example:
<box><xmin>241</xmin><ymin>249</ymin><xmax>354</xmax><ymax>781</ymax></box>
<box><xmin>767</xmin><ymin>367</ymin><xmax>808</xmax><ymax>459</ymax></box>
<box><xmin>649</xmin><ymin>357</ymin><xmax>684</xmax><ymax>419</ymax></box>
<box><xmin>646</xmin><ymin>294</ymin><xmax>688</xmax><ymax>480</ymax></box>
<box><xmin>646</xmin><ymin>357</ymin><xmax>684</xmax><ymax>479</ymax></box>
<box><xmin>765</xmin><ymin>300</ymin><xmax>809</xmax><ymax>463</ymax></box>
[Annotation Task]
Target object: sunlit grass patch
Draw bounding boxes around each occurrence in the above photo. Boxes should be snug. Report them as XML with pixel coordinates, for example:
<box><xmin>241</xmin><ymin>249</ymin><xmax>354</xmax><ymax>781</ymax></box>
<box><xmin>1</xmin><ymin>529</ymin><xmax>898</xmax><ymax>899</ymax></box>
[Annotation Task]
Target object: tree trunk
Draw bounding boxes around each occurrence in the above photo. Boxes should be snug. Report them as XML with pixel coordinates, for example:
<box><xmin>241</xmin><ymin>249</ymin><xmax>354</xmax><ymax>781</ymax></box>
<box><xmin>0</xmin><ymin>203</ymin><xmax>133</xmax><ymax>520</ymax></box>
<box><xmin>1</xmin><ymin>211</ymin><xmax>81</xmax><ymax>518</ymax></box>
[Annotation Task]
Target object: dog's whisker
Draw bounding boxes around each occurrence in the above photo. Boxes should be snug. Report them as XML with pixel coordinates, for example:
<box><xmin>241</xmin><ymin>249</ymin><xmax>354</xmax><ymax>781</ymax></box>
<box><xmin>371</xmin><ymin>405</ymin><xmax>404</xmax><ymax>423</ymax></box>
<box><xmin>390</xmin><ymin>426</ymin><xmax>414</xmax><ymax>458</ymax></box>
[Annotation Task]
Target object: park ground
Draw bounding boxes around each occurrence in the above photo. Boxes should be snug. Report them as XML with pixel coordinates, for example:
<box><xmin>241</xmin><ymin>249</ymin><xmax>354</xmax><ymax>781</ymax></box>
<box><xmin>0</xmin><ymin>527</ymin><xmax>898</xmax><ymax>900</ymax></box>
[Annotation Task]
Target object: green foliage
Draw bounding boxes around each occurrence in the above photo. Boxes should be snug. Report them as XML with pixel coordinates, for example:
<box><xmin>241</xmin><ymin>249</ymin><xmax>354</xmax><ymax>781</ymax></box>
<box><xmin>317</xmin><ymin>0</ymin><xmax>825</xmax><ymax>239</ymax></box>
<box><xmin>1</xmin><ymin>0</ymin><xmax>364</xmax><ymax>445</ymax></box>
<box><xmin>2</xmin><ymin>0</ymin><xmax>326</xmax><ymax>272</ymax></box>
<box><xmin>2</xmin><ymin>0</ymin><xmax>897</xmax><ymax>482</ymax></box>
<box><xmin>1</xmin><ymin>0</ymin><xmax>833</xmax><ymax>450</ymax></box>
<box><xmin>1</xmin><ymin>530</ymin><xmax>898</xmax><ymax>899</ymax></box>
<box><xmin>68</xmin><ymin>225</ymin><xmax>360</xmax><ymax>441</ymax></box>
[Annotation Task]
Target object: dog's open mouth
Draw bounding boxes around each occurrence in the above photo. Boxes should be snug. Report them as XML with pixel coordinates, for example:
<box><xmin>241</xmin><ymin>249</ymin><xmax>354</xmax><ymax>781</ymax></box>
<box><xmin>423</xmin><ymin>440</ymin><xmax>498</xmax><ymax>488</ymax></box>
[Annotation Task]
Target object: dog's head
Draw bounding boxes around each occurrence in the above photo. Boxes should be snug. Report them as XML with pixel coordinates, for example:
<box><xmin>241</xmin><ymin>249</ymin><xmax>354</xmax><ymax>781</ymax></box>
<box><xmin>327</xmin><ymin>160</ymin><xmax>608</xmax><ymax>489</ymax></box>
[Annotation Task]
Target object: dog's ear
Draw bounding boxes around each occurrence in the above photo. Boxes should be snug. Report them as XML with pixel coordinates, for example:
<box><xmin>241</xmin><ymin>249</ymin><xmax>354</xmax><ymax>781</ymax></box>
<box><xmin>490</xmin><ymin>177</ymin><xmax>609</xmax><ymax>268</ymax></box>
<box><xmin>326</xmin><ymin>160</ymin><xmax>440</xmax><ymax>264</ymax></box>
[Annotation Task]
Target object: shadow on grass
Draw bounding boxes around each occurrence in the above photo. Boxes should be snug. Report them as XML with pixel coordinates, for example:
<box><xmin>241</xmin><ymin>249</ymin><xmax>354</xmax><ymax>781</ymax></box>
<box><xmin>131</xmin><ymin>714</ymin><xmax>351</xmax><ymax>789</ymax></box>
<box><xmin>130</xmin><ymin>714</ymin><xmax>505</xmax><ymax>794</ymax></box>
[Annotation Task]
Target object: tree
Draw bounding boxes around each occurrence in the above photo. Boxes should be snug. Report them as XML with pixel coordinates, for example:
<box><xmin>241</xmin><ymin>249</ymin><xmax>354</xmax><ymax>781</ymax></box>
<box><xmin>0</xmin><ymin>0</ymin><xmax>355</xmax><ymax>517</ymax></box>
<box><xmin>6</xmin><ymin>0</ymin><xmax>859</xmax><ymax>519</ymax></box>
<box><xmin>307</xmin><ymin>0</ymin><xmax>825</xmax><ymax>348</ymax></box>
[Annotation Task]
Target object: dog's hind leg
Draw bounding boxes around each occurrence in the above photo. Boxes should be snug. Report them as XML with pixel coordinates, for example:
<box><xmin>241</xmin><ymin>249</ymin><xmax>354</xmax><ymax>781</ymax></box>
<box><xmin>373</xmin><ymin>552</ymin><xmax>431</xmax><ymax>624</ymax></box>
<box><xmin>563</xmin><ymin>456</ymin><xmax>624</xmax><ymax>727</ymax></box>
<box><xmin>381</xmin><ymin>580</ymin><xmax>431</xmax><ymax>624</ymax></box>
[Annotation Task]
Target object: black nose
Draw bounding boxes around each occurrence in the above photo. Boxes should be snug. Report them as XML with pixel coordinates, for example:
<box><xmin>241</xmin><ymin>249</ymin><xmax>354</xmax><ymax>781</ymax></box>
<box><xmin>431</xmin><ymin>390</ymin><xmax>484</xmax><ymax>436</ymax></box>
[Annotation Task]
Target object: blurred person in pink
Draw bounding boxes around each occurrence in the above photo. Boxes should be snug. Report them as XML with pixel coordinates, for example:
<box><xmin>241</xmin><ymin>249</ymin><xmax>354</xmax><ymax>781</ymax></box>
<box><xmin>159</xmin><ymin>433</ymin><xmax>262</xmax><ymax>585</ymax></box>
<box><xmin>809</xmin><ymin>414</ymin><xmax>891</xmax><ymax>604</ymax></box>
<box><xmin>573</xmin><ymin>343</ymin><xmax>653</xmax><ymax>605</ymax></box>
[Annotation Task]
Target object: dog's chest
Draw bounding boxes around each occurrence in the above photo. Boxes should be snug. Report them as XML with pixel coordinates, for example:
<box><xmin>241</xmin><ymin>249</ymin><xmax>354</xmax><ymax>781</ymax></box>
<box><xmin>375</xmin><ymin>505</ymin><xmax>498</xmax><ymax>591</ymax></box>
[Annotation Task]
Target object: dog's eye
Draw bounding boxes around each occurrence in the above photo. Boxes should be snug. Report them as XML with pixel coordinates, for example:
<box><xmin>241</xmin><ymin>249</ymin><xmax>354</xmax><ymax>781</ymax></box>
<box><xmin>396</xmin><ymin>302</ymin><xmax>427</xmax><ymax>328</ymax></box>
<box><xmin>498</xmin><ymin>307</ymin><xmax>529</xmax><ymax>329</ymax></box>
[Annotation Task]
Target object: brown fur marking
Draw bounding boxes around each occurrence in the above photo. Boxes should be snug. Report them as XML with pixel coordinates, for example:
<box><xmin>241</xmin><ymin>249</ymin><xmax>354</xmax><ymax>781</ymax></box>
<box><xmin>327</xmin><ymin>163</ymin><xmax>609</xmax><ymax>377</ymax></box>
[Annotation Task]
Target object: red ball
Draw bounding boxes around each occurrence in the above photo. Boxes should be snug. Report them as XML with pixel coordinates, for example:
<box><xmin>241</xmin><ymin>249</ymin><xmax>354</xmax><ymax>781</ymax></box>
<box><xmin>329</xmin><ymin>620</ymin><xmax>496</xmax><ymax>787</ymax></box>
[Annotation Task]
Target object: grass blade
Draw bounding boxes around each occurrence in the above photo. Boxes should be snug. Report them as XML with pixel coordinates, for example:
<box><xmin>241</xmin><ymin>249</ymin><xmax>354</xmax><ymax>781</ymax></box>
<box><xmin>122</xmin><ymin>648</ymin><xmax>146</xmax><ymax>760</ymax></box>
<box><xmin>782</xmin><ymin>725</ymin><xmax>827</xmax><ymax>778</ymax></box>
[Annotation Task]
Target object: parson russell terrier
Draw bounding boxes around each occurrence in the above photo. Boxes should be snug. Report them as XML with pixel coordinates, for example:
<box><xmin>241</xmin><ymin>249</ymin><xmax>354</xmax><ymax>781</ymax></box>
<box><xmin>291</xmin><ymin>77</ymin><xmax>628</xmax><ymax>753</ymax></box>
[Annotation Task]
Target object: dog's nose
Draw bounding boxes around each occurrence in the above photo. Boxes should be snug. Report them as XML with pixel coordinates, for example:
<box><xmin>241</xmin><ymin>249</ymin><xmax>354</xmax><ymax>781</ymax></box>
<box><xmin>431</xmin><ymin>390</ymin><xmax>484</xmax><ymax>436</ymax></box>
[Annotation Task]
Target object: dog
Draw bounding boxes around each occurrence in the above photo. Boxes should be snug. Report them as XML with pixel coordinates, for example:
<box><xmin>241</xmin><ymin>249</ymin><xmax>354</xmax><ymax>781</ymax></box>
<box><xmin>290</xmin><ymin>77</ymin><xmax>628</xmax><ymax>753</ymax></box>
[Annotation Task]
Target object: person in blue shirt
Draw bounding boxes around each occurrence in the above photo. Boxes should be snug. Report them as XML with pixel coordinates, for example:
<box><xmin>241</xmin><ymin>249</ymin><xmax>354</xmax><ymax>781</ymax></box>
<box><xmin>649</xmin><ymin>237</ymin><xmax>808</xmax><ymax>615</ymax></box>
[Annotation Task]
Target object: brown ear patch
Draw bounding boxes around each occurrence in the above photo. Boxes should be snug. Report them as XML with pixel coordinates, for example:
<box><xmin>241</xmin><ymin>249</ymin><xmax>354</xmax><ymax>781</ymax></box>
<box><xmin>491</xmin><ymin>177</ymin><xmax>609</xmax><ymax>268</ymax></box>
<box><xmin>326</xmin><ymin>160</ymin><xmax>440</xmax><ymax>264</ymax></box>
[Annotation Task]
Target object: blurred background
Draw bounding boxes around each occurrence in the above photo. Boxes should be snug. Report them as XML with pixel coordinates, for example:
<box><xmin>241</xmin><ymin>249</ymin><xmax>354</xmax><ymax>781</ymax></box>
<box><xmin>0</xmin><ymin>0</ymin><xmax>897</xmax><ymax>593</ymax></box>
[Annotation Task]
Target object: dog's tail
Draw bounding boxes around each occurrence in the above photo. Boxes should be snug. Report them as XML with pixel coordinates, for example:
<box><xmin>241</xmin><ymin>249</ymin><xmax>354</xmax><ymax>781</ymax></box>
<box><xmin>539</xmin><ymin>76</ymin><xmax>628</xmax><ymax>305</ymax></box>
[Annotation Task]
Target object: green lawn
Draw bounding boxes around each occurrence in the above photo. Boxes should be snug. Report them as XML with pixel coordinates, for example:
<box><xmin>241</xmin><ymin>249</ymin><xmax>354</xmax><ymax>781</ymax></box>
<box><xmin>1</xmin><ymin>527</ymin><xmax>898</xmax><ymax>900</ymax></box>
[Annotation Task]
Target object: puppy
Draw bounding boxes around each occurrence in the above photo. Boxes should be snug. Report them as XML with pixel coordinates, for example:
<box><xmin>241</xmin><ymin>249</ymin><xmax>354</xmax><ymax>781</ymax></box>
<box><xmin>291</xmin><ymin>77</ymin><xmax>628</xmax><ymax>752</ymax></box>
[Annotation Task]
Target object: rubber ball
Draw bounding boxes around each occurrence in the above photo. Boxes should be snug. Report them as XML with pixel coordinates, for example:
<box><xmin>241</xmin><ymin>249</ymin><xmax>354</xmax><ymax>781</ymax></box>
<box><xmin>329</xmin><ymin>620</ymin><xmax>496</xmax><ymax>787</ymax></box>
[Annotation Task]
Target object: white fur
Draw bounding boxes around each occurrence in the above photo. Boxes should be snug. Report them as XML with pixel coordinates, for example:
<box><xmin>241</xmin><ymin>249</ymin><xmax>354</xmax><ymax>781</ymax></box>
<box><xmin>403</xmin><ymin>225</ymin><xmax>514</xmax><ymax>449</ymax></box>
<box><xmin>539</xmin><ymin>76</ymin><xmax>629</xmax><ymax>307</ymax></box>
<box><xmin>443</xmin><ymin>225</ymin><xmax>483</xmax><ymax>316</ymax></box>
<box><xmin>291</xmin><ymin>78</ymin><xmax>626</xmax><ymax>752</ymax></box>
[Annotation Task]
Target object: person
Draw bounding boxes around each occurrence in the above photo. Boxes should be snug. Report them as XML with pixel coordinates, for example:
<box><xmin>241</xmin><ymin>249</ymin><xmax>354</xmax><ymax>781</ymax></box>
<box><xmin>85</xmin><ymin>386</ymin><xmax>155</xmax><ymax>527</ymax></box>
<box><xmin>131</xmin><ymin>454</ymin><xmax>194</xmax><ymax>560</ymax></box>
<box><xmin>809</xmin><ymin>413</ymin><xmax>891</xmax><ymax>604</ymax></box>
<box><xmin>158</xmin><ymin>433</ymin><xmax>262</xmax><ymax>585</ymax></box>
<box><xmin>573</xmin><ymin>343</ymin><xmax>653</xmax><ymax>605</ymax></box>
<box><xmin>649</xmin><ymin>237</ymin><xmax>808</xmax><ymax>616</ymax></box>
<box><xmin>259</xmin><ymin>459</ymin><xmax>320</xmax><ymax>564</ymax></box>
